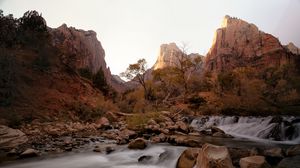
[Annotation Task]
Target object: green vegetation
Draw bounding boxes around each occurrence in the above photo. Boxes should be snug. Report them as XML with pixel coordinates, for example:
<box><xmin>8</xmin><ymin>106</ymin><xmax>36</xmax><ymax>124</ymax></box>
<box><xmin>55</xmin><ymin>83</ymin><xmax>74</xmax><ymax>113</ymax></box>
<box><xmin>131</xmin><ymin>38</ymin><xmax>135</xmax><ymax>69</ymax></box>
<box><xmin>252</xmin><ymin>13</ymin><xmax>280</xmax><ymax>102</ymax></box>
<box><xmin>125</xmin><ymin>112</ymin><xmax>161</xmax><ymax>130</ymax></box>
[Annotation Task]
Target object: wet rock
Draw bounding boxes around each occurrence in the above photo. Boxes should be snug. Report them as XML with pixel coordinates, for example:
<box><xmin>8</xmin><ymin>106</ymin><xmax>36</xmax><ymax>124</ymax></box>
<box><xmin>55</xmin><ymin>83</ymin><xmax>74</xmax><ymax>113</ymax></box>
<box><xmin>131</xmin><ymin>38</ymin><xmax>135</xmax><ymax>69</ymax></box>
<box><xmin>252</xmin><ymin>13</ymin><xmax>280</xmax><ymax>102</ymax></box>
<box><xmin>64</xmin><ymin>147</ymin><xmax>72</xmax><ymax>152</ymax></box>
<box><xmin>0</xmin><ymin>125</ymin><xmax>28</xmax><ymax>150</ymax></box>
<box><xmin>176</xmin><ymin>121</ymin><xmax>189</xmax><ymax>133</ymax></box>
<box><xmin>264</xmin><ymin>148</ymin><xmax>283</xmax><ymax>165</ymax></box>
<box><xmin>105</xmin><ymin>146</ymin><xmax>115</xmax><ymax>154</ymax></box>
<box><xmin>188</xmin><ymin>132</ymin><xmax>201</xmax><ymax>136</ymax></box>
<box><xmin>277</xmin><ymin>155</ymin><xmax>300</xmax><ymax>168</ymax></box>
<box><xmin>176</xmin><ymin>148</ymin><xmax>199</xmax><ymax>168</ymax></box>
<box><xmin>211</xmin><ymin>126</ymin><xmax>225</xmax><ymax>134</ymax></box>
<box><xmin>270</xmin><ymin>116</ymin><xmax>283</xmax><ymax>123</ymax></box>
<box><xmin>151</xmin><ymin>136</ymin><xmax>161</xmax><ymax>143</ymax></box>
<box><xmin>158</xmin><ymin>133</ymin><xmax>167</xmax><ymax>142</ymax></box>
<box><xmin>7</xmin><ymin>149</ymin><xmax>18</xmax><ymax>157</ymax></box>
<box><xmin>240</xmin><ymin>156</ymin><xmax>271</xmax><ymax>168</ymax></box>
<box><xmin>228</xmin><ymin>148</ymin><xmax>251</xmax><ymax>167</ymax></box>
<box><xmin>20</xmin><ymin>148</ymin><xmax>39</xmax><ymax>158</ymax></box>
<box><xmin>93</xmin><ymin>144</ymin><xmax>116</xmax><ymax>154</ymax></box>
<box><xmin>168</xmin><ymin>135</ymin><xmax>201</xmax><ymax>147</ymax></box>
<box><xmin>285</xmin><ymin>125</ymin><xmax>296</xmax><ymax>140</ymax></box>
<box><xmin>286</xmin><ymin>145</ymin><xmax>300</xmax><ymax>157</ymax></box>
<box><xmin>138</xmin><ymin>155</ymin><xmax>153</xmax><ymax>163</ymax></box>
<box><xmin>128</xmin><ymin>138</ymin><xmax>147</xmax><ymax>150</ymax></box>
<box><xmin>93</xmin><ymin>146</ymin><xmax>102</xmax><ymax>152</ymax></box>
<box><xmin>196</xmin><ymin>143</ymin><xmax>234</xmax><ymax>168</ymax></box>
<box><xmin>159</xmin><ymin>150</ymin><xmax>170</xmax><ymax>161</ymax></box>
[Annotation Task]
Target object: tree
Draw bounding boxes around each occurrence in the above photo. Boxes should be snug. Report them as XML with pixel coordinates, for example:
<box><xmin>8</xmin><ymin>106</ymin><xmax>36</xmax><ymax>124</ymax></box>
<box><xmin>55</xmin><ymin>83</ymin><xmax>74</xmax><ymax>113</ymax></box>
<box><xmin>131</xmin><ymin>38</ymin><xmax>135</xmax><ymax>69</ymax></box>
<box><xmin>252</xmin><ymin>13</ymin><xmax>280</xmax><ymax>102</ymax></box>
<box><xmin>18</xmin><ymin>10</ymin><xmax>48</xmax><ymax>45</ymax></box>
<box><xmin>153</xmin><ymin>43</ymin><xmax>202</xmax><ymax>98</ymax></box>
<box><xmin>93</xmin><ymin>67</ymin><xmax>110</xmax><ymax>96</ymax></box>
<box><xmin>172</xmin><ymin>43</ymin><xmax>202</xmax><ymax>94</ymax></box>
<box><xmin>121</xmin><ymin>59</ymin><xmax>151</xmax><ymax>100</ymax></box>
<box><xmin>0</xmin><ymin>11</ymin><xmax>18</xmax><ymax>47</ymax></box>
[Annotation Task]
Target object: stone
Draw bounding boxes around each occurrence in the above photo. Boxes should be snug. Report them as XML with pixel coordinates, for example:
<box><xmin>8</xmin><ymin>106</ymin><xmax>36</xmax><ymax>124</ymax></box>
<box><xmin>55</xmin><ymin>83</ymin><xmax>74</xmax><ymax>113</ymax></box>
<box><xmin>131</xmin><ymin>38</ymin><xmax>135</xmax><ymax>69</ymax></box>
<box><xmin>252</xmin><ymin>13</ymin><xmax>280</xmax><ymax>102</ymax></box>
<box><xmin>159</xmin><ymin>151</ymin><xmax>170</xmax><ymax>161</ymax></box>
<box><xmin>277</xmin><ymin>155</ymin><xmax>300</xmax><ymax>168</ymax></box>
<box><xmin>196</xmin><ymin>143</ymin><xmax>234</xmax><ymax>168</ymax></box>
<box><xmin>95</xmin><ymin>117</ymin><xmax>110</xmax><ymax>129</ymax></box>
<box><xmin>286</xmin><ymin>145</ymin><xmax>300</xmax><ymax>157</ymax></box>
<box><xmin>264</xmin><ymin>147</ymin><xmax>283</xmax><ymax>165</ymax></box>
<box><xmin>239</xmin><ymin>156</ymin><xmax>271</xmax><ymax>168</ymax></box>
<box><xmin>189</xmin><ymin>132</ymin><xmax>201</xmax><ymax>136</ymax></box>
<box><xmin>7</xmin><ymin>148</ymin><xmax>18</xmax><ymax>156</ymax></box>
<box><xmin>128</xmin><ymin>138</ymin><xmax>147</xmax><ymax>150</ymax></box>
<box><xmin>138</xmin><ymin>155</ymin><xmax>153</xmax><ymax>163</ymax></box>
<box><xmin>0</xmin><ymin>125</ymin><xmax>28</xmax><ymax>150</ymax></box>
<box><xmin>176</xmin><ymin>121</ymin><xmax>189</xmax><ymax>133</ymax></box>
<box><xmin>93</xmin><ymin>144</ymin><xmax>116</xmax><ymax>154</ymax></box>
<box><xmin>168</xmin><ymin>135</ymin><xmax>201</xmax><ymax>147</ymax></box>
<box><xmin>20</xmin><ymin>148</ymin><xmax>39</xmax><ymax>158</ymax></box>
<box><xmin>151</xmin><ymin>136</ymin><xmax>161</xmax><ymax>143</ymax></box>
<box><xmin>176</xmin><ymin>148</ymin><xmax>199</xmax><ymax>168</ymax></box>
<box><xmin>211</xmin><ymin>126</ymin><xmax>225</xmax><ymax>134</ymax></box>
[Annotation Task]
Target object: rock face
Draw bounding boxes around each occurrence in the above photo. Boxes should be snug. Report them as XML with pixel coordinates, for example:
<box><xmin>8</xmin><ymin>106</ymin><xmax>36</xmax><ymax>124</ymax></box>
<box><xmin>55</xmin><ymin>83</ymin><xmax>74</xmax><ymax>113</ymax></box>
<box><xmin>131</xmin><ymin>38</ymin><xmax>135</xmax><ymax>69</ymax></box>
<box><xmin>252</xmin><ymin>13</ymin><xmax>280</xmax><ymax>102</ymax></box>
<box><xmin>153</xmin><ymin>43</ymin><xmax>204</xmax><ymax>70</ymax></box>
<box><xmin>153</xmin><ymin>43</ymin><xmax>182</xmax><ymax>70</ymax></box>
<box><xmin>50</xmin><ymin>24</ymin><xmax>126</xmax><ymax>92</ymax></box>
<box><xmin>51</xmin><ymin>24</ymin><xmax>107</xmax><ymax>74</ymax></box>
<box><xmin>205</xmin><ymin>15</ymin><xmax>297</xmax><ymax>72</ymax></box>
<box><xmin>285</xmin><ymin>42</ymin><xmax>300</xmax><ymax>55</ymax></box>
<box><xmin>196</xmin><ymin>143</ymin><xmax>234</xmax><ymax>168</ymax></box>
<box><xmin>0</xmin><ymin>125</ymin><xmax>28</xmax><ymax>149</ymax></box>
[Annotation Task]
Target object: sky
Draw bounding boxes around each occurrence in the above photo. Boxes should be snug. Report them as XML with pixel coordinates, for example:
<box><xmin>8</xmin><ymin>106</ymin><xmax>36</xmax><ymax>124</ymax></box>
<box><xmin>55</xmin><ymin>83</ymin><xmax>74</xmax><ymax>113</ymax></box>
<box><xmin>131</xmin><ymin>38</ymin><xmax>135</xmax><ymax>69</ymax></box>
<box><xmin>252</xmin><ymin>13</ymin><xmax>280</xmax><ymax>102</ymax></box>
<box><xmin>1</xmin><ymin>0</ymin><xmax>300</xmax><ymax>75</ymax></box>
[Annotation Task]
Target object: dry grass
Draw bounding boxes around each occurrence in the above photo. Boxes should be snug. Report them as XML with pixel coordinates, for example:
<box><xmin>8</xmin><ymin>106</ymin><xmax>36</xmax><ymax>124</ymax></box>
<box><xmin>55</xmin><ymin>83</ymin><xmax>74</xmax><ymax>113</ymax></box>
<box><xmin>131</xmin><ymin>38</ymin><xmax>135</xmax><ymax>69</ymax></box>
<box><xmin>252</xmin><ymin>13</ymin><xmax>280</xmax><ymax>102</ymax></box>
<box><xmin>125</xmin><ymin>112</ymin><xmax>160</xmax><ymax>130</ymax></box>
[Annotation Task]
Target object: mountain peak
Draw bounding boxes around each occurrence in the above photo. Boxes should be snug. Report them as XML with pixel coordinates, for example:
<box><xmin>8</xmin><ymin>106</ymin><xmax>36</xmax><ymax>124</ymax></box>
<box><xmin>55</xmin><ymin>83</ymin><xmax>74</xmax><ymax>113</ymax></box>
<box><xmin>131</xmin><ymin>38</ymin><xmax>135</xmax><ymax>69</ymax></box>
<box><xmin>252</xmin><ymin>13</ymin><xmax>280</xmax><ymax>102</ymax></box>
<box><xmin>205</xmin><ymin>16</ymin><xmax>286</xmax><ymax>72</ymax></box>
<box><xmin>153</xmin><ymin>43</ymin><xmax>181</xmax><ymax>70</ymax></box>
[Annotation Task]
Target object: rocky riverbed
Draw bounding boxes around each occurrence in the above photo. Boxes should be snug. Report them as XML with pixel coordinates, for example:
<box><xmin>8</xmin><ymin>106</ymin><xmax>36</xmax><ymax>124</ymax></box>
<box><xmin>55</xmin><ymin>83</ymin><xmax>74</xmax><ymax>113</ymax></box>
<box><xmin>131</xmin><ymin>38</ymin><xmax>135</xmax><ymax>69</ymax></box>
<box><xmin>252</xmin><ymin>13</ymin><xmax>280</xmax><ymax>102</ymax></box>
<box><xmin>0</xmin><ymin>112</ymin><xmax>300</xmax><ymax>167</ymax></box>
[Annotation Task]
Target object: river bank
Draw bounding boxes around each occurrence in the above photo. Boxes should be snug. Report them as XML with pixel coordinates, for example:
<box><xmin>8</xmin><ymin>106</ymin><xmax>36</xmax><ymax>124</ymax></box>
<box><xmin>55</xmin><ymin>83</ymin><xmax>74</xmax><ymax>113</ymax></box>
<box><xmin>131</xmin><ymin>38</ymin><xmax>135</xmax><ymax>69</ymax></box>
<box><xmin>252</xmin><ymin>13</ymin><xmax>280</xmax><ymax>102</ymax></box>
<box><xmin>0</xmin><ymin>112</ymin><xmax>300</xmax><ymax>167</ymax></box>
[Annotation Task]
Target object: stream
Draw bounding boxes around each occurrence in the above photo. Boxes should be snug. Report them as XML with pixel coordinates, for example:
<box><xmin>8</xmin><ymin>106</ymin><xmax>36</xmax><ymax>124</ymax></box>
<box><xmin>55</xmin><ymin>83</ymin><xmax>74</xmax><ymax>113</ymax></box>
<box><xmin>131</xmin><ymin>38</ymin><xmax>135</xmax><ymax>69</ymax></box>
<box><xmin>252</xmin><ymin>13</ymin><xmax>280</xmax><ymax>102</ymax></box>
<box><xmin>0</xmin><ymin>115</ymin><xmax>299</xmax><ymax>168</ymax></box>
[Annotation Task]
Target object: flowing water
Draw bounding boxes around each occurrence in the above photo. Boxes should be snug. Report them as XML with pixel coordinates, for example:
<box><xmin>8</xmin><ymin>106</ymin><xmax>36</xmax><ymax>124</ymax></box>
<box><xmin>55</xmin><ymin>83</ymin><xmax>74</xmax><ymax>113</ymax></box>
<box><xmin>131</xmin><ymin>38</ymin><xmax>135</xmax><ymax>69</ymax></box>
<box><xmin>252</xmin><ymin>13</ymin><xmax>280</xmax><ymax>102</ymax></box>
<box><xmin>1</xmin><ymin>116</ymin><xmax>299</xmax><ymax>168</ymax></box>
<box><xmin>191</xmin><ymin>116</ymin><xmax>300</xmax><ymax>145</ymax></box>
<box><xmin>0</xmin><ymin>144</ymin><xmax>186</xmax><ymax>168</ymax></box>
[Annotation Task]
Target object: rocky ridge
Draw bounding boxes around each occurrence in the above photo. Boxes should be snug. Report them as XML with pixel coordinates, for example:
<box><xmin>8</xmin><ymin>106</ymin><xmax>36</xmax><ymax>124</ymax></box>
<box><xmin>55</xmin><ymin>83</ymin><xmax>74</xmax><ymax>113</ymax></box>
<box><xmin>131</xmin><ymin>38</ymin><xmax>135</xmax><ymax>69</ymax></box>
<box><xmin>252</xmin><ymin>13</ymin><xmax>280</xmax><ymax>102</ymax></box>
<box><xmin>204</xmin><ymin>15</ymin><xmax>298</xmax><ymax>72</ymax></box>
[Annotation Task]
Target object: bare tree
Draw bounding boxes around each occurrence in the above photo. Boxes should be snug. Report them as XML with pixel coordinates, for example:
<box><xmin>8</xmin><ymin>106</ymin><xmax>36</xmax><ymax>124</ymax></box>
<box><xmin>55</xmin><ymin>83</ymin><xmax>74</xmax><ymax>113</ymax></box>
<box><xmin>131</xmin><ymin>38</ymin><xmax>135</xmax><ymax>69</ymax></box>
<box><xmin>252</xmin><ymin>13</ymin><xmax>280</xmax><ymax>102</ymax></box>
<box><xmin>121</xmin><ymin>58</ymin><xmax>151</xmax><ymax>100</ymax></box>
<box><xmin>173</xmin><ymin>43</ymin><xmax>202</xmax><ymax>95</ymax></box>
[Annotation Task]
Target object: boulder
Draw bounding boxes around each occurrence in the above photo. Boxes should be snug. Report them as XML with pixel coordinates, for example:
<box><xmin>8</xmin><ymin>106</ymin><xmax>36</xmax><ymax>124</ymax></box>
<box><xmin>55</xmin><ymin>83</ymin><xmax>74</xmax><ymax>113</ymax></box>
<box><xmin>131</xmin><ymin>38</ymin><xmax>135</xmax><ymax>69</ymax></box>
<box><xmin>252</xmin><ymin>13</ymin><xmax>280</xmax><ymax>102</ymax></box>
<box><xmin>211</xmin><ymin>126</ymin><xmax>225</xmax><ymax>134</ymax></box>
<box><xmin>176</xmin><ymin>148</ymin><xmax>200</xmax><ymax>168</ymax></box>
<box><xmin>95</xmin><ymin>117</ymin><xmax>110</xmax><ymax>129</ymax></box>
<box><xmin>0</xmin><ymin>125</ymin><xmax>28</xmax><ymax>149</ymax></box>
<box><xmin>176</xmin><ymin>121</ymin><xmax>189</xmax><ymax>133</ymax></box>
<box><xmin>277</xmin><ymin>155</ymin><xmax>300</xmax><ymax>168</ymax></box>
<box><xmin>168</xmin><ymin>135</ymin><xmax>201</xmax><ymax>147</ymax></box>
<box><xmin>20</xmin><ymin>148</ymin><xmax>39</xmax><ymax>158</ymax></box>
<box><xmin>128</xmin><ymin>138</ymin><xmax>147</xmax><ymax>150</ymax></box>
<box><xmin>286</xmin><ymin>145</ymin><xmax>300</xmax><ymax>157</ymax></box>
<box><xmin>264</xmin><ymin>148</ymin><xmax>284</xmax><ymax>165</ymax></box>
<box><xmin>138</xmin><ymin>155</ymin><xmax>153</xmax><ymax>163</ymax></box>
<box><xmin>93</xmin><ymin>144</ymin><xmax>116</xmax><ymax>153</ymax></box>
<box><xmin>239</xmin><ymin>156</ymin><xmax>271</xmax><ymax>168</ymax></box>
<box><xmin>196</xmin><ymin>143</ymin><xmax>234</xmax><ymax>168</ymax></box>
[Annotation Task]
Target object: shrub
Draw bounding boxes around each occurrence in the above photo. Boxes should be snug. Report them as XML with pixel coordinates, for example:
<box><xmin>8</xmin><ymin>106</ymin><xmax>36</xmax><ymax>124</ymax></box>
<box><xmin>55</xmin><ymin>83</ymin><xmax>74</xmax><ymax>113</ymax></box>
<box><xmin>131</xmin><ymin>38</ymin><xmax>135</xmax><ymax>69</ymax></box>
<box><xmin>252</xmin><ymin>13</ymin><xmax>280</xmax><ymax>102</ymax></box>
<box><xmin>125</xmin><ymin>112</ymin><xmax>160</xmax><ymax>130</ymax></box>
<box><xmin>78</xmin><ymin>68</ymin><xmax>93</xmax><ymax>80</ymax></box>
<box><xmin>71</xmin><ymin>102</ymin><xmax>105</xmax><ymax>122</ymax></box>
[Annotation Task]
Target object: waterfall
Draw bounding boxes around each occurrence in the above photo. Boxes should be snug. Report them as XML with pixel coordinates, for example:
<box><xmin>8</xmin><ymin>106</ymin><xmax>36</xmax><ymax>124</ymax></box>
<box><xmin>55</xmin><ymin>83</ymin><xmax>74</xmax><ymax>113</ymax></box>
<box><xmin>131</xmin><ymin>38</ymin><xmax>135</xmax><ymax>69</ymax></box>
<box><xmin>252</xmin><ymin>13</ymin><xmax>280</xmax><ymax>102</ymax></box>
<box><xmin>190</xmin><ymin>116</ymin><xmax>300</xmax><ymax>144</ymax></box>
